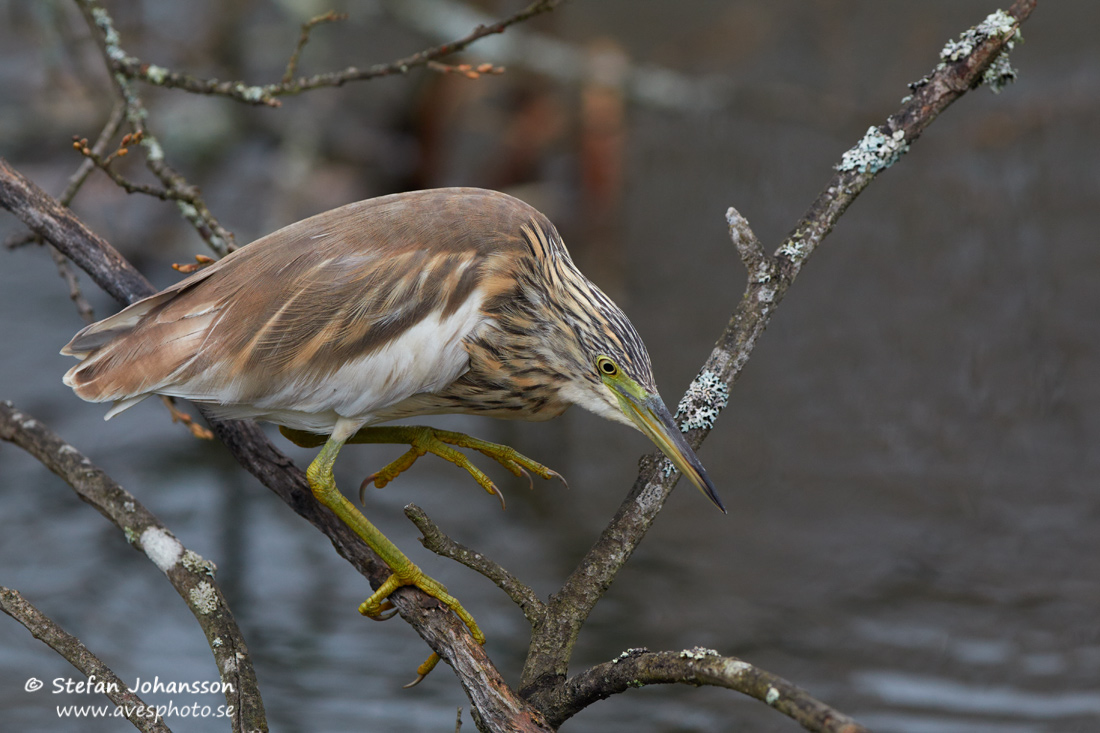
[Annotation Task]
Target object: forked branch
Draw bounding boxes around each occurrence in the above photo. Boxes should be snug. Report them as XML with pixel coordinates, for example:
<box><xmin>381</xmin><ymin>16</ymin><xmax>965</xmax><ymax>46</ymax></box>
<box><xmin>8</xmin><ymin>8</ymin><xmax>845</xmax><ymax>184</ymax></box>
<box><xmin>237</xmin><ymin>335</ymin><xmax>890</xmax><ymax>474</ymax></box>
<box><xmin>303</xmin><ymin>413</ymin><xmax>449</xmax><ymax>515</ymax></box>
<box><xmin>0</xmin><ymin>401</ymin><xmax>267</xmax><ymax>733</ymax></box>
<box><xmin>77</xmin><ymin>0</ymin><xmax>562</xmax><ymax>107</ymax></box>
<box><xmin>520</xmin><ymin>0</ymin><xmax>1038</xmax><ymax>711</ymax></box>
<box><xmin>0</xmin><ymin>158</ymin><xmax>548</xmax><ymax>733</ymax></box>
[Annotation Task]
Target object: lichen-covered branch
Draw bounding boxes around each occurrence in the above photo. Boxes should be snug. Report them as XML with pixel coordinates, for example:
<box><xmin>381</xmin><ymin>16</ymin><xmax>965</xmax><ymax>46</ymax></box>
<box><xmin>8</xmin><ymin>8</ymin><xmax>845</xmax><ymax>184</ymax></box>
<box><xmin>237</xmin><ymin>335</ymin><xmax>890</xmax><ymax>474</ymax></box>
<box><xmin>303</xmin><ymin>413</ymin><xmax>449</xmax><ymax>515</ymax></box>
<box><xmin>78</xmin><ymin>0</ymin><xmax>562</xmax><ymax>107</ymax></box>
<box><xmin>0</xmin><ymin>401</ymin><xmax>267</xmax><ymax>733</ymax></box>
<box><xmin>2</xmin><ymin>2</ymin><xmax>1039</xmax><ymax>730</ymax></box>
<box><xmin>74</xmin><ymin>0</ymin><xmax>237</xmax><ymax>256</ymax></box>
<box><xmin>520</xmin><ymin>0</ymin><xmax>1038</xmax><ymax>700</ymax></box>
<box><xmin>68</xmin><ymin>0</ymin><xmax>564</xmax><ymax>258</ymax></box>
<box><xmin>0</xmin><ymin>587</ymin><xmax>173</xmax><ymax>733</ymax></box>
<box><xmin>0</xmin><ymin>158</ymin><xmax>547</xmax><ymax>733</ymax></box>
<box><xmin>543</xmin><ymin>648</ymin><xmax>870</xmax><ymax>733</ymax></box>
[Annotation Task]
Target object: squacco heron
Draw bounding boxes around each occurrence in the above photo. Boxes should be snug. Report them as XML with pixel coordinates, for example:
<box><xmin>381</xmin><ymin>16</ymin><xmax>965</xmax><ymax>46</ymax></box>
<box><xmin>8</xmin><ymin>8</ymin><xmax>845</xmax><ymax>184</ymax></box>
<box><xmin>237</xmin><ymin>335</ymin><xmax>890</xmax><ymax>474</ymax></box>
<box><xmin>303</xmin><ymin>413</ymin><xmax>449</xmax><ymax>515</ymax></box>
<box><xmin>61</xmin><ymin>188</ymin><xmax>723</xmax><ymax>680</ymax></box>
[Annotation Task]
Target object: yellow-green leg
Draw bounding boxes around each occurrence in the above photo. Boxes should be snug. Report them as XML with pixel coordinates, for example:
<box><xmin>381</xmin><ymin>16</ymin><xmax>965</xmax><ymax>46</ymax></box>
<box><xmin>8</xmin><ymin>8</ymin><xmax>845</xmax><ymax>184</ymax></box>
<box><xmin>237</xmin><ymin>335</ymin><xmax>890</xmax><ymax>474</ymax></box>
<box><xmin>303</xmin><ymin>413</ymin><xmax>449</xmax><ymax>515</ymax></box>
<box><xmin>304</xmin><ymin>419</ymin><xmax>484</xmax><ymax>684</ymax></box>
<box><xmin>282</xmin><ymin>424</ymin><xmax>566</xmax><ymax>508</ymax></box>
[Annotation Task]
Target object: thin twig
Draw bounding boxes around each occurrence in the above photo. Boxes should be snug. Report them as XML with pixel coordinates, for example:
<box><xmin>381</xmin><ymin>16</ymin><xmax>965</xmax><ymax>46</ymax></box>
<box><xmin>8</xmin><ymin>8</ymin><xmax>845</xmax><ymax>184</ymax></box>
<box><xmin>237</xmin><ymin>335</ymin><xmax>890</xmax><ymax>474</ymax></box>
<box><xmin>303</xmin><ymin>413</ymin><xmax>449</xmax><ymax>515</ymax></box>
<box><xmin>4</xmin><ymin>103</ymin><xmax>126</xmax><ymax>251</ymax></box>
<box><xmin>73</xmin><ymin>144</ymin><xmax>187</xmax><ymax>201</ymax></box>
<box><xmin>426</xmin><ymin>60</ymin><xmax>505</xmax><ymax>79</ymax></box>
<box><xmin>48</xmin><ymin>245</ymin><xmax>96</xmax><ymax>324</ymax></box>
<box><xmin>160</xmin><ymin>395</ymin><xmax>215</xmax><ymax>440</ymax></box>
<box><xmin>0</xmin><ymin>401</ymin><xmax>268</xmax><ymax>733</ymax></box>
<box><xmin>0</xmin><ymin>587</ymin><xmax>173</xmax><ymax>733</ymax></box>
<box><xmin>47</xmin><ymin>103</ymin><xmax>130</xmax><ymax>322</ymax></box>
<box><xmin>278</xmin><ymin>0</ymin><xmax>561</xmax><ymax>95</ymax></box>
<box><xmin>75</xmin><ymin>0</ymin><xmax>238</xmax><ymax>256</ymax></box>
<box><xmin>60</xmin><ymin>103</ymin><xmax>128</xmax><ymax>202</ymax></box>
<box><xmin>282</xmin><ymin>11</ymin><xmax>348</xmax><ymax>84</ymax></box>
<box><xmin>82</xmin><ymin>0</ymin><xmax>562</xmax><ymax>106</ymax></box>
<box><xmin>406</xmin><ymin>504</ymin><xmax>546</xmax><ymax>625</ymax></box>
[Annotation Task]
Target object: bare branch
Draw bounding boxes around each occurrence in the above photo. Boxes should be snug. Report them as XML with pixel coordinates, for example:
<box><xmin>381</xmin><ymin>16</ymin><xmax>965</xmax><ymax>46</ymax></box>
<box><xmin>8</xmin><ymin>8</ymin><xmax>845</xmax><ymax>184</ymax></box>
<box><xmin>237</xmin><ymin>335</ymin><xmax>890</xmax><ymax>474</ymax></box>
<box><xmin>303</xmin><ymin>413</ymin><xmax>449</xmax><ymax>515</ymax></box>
<box><xmin>521</xmin><ymin>0</ymin><xmax>1038</xmax><ymax>699</ymax></box>
<box><xmin>0</xmin><ymin>587</ymin><xmax>173</xmax><ymax>733</ymax></box>
<box><xmin>273</xmin><ymin>0</ymin><xmax>561</xmax><ymax>96</ymax></box>
<box><xmin>389</xmin><ymin>0</ymin><xmax>730</xmax><ymax>113</ymax></box>
<box><xmin>1</xmin><ymin>2</ymin><xmax>1040</xmax><ymax>729</ymax></box>
<box><xmin>59</xmin><ymin>104</ymin><xmax>129</xmax><ymax>204</ymax></box>
<box><xmin>68</xmin><ymin>0</ymin><xmax>561</xmax><ymax>259</ymax></box>
<box><xmin>74</xmin><ymin>0</ymin><xmax>238</xmax><ymax>256</ymax></box>
<box><xmin>0</xmin><ymin>159</ymin><xmax>548</xmax><ymax>733</ymax></box>
<box><xmin>282</xmin><ymin>11</ymin><xmax>349</xmax><ymax>84</ymax></box>
<box><xmin>0</xmin><ymin>401</ymin><xmax>267</xmax><ymax>733</ymax></box>
<box><xmin>0</xmin><ymin>159</ymin><xmax>154</xmax><ymax>304</ymax></box>
<box><xmin>545</xmin><ymin>648</ymin><xmax>870</xmax><ymax>733</ymax></box>
<box><xmin>6</xmin><ymin>102</ymin><xmax>128</xmax><ymax>321</ymax></box>
<box><xmin>71</xmin><ymin>139</ymin><xmax>188</xmax><ymax>202</ymax></box>
<box><xmin>48</xmin><ymin>245</ymin><xmax>96</xmax><ymax>324</ymax></box>
<box><xmin>4</xmin><ymin>104</ymin><xmax>126</xmax><ymax>252</ymax></box>
<box><xmin>426</xmin><ymin>60</ymin><xmax>505</xmax><ymax>79</ymax></box>
<box><xmin>406</xmin><ymin>504</ymin><xmax>546</xmax><ymax>625</ymax></box>
<box><xmin>78</xmin><ymin>0</ymin><xmax>562</xmax><ymax>106</ymax></box>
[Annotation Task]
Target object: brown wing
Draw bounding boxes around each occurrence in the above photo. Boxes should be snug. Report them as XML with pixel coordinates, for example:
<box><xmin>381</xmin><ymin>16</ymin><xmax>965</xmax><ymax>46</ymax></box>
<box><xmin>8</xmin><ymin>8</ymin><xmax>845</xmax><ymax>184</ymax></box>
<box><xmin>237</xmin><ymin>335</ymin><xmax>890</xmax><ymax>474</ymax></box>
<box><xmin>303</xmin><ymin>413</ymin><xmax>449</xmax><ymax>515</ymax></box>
<box><xmin>62</xmin><ymin>188</ymin><xmax>548</xmax><ymax>423</ymax></box>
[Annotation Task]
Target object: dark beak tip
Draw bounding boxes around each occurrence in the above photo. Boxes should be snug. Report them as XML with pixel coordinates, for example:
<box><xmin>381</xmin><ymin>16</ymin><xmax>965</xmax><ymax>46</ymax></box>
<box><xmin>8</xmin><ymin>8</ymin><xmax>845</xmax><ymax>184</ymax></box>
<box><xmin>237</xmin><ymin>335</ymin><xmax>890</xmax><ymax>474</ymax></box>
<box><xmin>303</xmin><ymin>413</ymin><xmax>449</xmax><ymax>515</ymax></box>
<box><xmin>692</xmin><ymin>468</ymin><xmax>726</xmax><ymax>514</ymax></box>
<box><xmin>704</xmin><ymin>482</ymin><xmax>727</xmax><ymax>514</ymax></box>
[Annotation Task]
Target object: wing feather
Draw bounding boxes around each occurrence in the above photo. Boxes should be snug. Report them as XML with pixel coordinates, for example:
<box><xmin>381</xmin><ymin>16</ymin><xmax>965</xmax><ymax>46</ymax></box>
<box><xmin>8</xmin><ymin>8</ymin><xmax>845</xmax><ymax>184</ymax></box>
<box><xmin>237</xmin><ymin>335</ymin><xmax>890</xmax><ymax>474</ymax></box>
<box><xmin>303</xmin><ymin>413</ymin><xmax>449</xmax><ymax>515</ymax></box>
<box><xmin>61</xmin><ymin>188</ymin><xmax>541</xmax><ymax>430</ymax></box>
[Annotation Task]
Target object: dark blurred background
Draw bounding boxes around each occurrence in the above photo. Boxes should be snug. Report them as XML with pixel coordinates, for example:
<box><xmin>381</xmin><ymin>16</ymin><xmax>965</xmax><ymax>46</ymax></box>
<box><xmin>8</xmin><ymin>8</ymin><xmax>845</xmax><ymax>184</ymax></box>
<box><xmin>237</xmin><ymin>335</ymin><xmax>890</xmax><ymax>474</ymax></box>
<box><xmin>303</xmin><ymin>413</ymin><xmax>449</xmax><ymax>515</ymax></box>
<box><xmin>2</xmin><ymin>1</ymin><xmax>1098</xmax><ymax>731</ymax></box>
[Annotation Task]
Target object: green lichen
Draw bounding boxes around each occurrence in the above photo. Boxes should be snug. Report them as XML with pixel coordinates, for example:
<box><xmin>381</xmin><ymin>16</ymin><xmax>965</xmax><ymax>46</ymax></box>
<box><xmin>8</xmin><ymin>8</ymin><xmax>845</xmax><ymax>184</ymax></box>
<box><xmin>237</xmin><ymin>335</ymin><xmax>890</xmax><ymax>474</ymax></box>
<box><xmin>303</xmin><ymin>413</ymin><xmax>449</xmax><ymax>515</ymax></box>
<box><xmin>777</xmin><ymin>231</ymin><xmax>808</xmax><ymax>260</ymax></box>
<box><xmin>234</xmin><ymin>83</ymin><xmax>267</xmax><ymax>103</ymax></box>
<box><xmin>939</xmin><ymin>9</ymin><xmax>1022</xmax><ymax>94</ymax></box>
<box><xmin>674</xmin><ymin>371</ymin><xmax>729</xmax><ymax>432</ymax></box>
<box><xmin>189</xmin><ymin>581</ymin><xmax>218</xmax><ymax>615</ymax></box>
<box><xmin>182</xmin><ymin>549</ymin><xmax>217</xmax><ymax>577</ymax></box>
<box><xmin>679</xmin><ymin>646</ymin><xmax>719</xmax><ymax>660</ymax></box>
<box><xmin>144</xmin><ymin>65</ymin><xmax>168</xmax><ymax>84</ymax></box>
<box><xmin>837</xmin><ymin>126</ymin><xmax>909</xmax><ymax>174</ymax></box>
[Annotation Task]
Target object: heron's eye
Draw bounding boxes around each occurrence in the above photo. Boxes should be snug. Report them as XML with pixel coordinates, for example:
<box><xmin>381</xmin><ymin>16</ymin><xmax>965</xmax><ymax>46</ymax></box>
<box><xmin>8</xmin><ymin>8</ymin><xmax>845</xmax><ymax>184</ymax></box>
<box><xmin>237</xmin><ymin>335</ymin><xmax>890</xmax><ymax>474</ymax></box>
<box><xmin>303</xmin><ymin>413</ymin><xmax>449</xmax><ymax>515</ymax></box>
<box><xmin>596</xmin><ymin>356</ymin><xmax>619</xmax><ymax>377</ymax></box>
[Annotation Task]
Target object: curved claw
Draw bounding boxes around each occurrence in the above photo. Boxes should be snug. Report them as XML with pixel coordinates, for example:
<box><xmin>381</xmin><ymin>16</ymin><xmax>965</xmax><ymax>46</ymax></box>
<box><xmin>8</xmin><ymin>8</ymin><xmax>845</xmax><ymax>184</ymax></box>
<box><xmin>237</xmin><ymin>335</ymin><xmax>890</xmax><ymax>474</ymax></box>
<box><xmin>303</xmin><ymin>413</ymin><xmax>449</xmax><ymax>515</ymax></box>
<box><xmin>364</xmin><ymin>601</ymin><xmax>399</xmax><ymax>622</ymax></box>
<box><xmin>358</xmin><ymin>474</ymin><xmax>377</xmax><ymax>505</ymax></box>
<box><xmin>549</xmin><ymin>468</ymin><xmax>569</xmax><ymax>491</ymax></box>
<box><xmin>490</xmin><ymin>483</ymin><xmax>506</xmax><ymax>511</ymax></box>
<box><xmin>518</xmin><ymin>466</ymin><xmax>534</xmax><ymax>491</ymax></box>
<box><xmin>404</xmin><ymin>653</ymin><xmax>441</xmax><ymax>688</ymax></box>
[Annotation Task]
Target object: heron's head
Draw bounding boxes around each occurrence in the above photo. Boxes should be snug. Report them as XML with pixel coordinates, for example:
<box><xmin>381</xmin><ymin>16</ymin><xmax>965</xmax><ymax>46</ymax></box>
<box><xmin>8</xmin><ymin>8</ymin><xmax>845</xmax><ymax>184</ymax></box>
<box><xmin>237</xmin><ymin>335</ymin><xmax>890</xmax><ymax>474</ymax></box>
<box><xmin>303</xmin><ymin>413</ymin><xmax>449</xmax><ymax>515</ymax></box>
<box><xmin>554</xmin><ymin>287</ymin><xmax>726</xmax><ymax>513</ymax></box>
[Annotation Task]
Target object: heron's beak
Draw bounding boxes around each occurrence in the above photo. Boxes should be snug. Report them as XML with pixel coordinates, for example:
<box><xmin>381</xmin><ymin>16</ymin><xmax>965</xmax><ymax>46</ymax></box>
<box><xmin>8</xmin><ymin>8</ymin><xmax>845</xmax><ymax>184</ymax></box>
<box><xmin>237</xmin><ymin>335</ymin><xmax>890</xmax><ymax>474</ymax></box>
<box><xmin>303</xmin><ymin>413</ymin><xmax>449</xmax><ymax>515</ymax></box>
<box><xmin>618</xmin><ymin>390</ymin><xmax>726</xmax><ymax>513</ymax></box>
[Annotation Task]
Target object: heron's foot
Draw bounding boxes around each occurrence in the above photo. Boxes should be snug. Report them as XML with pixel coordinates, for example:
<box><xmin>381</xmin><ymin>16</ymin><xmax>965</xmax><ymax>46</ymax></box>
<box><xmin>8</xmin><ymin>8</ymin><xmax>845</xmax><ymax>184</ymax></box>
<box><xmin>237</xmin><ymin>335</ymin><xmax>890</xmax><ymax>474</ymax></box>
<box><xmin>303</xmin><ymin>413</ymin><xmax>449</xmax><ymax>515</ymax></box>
<box><xmin>305</xmin><ymin>430</ymin><xmax>484</xmax><ymax>684</ymax></box>
<box><xmin>346</xmin><ymin>425</ymin><xmax>566</xmax><ymax>508</ymax></box>
<box><xmin>359</xmin><ymin>556</ymin><xmax>484</xmax><ymax>688</ymax></box>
